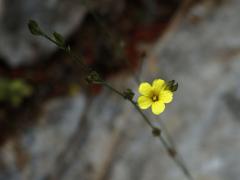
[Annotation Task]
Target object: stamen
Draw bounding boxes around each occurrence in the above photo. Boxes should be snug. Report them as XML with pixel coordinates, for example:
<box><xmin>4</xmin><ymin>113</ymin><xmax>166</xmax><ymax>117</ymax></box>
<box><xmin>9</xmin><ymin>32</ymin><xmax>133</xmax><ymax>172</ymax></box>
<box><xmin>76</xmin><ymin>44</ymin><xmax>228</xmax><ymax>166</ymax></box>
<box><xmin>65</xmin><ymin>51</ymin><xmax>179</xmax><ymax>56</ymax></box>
<box><xmin>152</xmin><ymin>95</ymin><xmax>158</xmax><ymax>102</ymax></box>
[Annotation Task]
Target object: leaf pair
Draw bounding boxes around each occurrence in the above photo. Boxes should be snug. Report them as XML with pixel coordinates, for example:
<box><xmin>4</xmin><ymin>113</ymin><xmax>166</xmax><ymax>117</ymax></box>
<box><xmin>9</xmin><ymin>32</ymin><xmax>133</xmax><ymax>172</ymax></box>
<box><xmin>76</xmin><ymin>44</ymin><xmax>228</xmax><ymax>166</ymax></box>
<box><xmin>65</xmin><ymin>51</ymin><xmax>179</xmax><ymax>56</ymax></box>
<box><xmin>28</xmin><ymin>20</ymin><xmax>66</xmax><ymax>48</ymax></box>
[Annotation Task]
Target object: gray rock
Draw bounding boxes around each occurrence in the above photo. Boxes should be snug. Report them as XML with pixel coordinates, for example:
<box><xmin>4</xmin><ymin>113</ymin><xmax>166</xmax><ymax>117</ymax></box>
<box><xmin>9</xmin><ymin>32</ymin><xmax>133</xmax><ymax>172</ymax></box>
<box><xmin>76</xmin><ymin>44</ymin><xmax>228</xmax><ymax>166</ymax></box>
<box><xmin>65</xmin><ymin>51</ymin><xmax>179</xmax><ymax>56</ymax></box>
<box><xmin>0</xmin><ymin>94</ymin><xmax>86</xmax><ymax>180</ymax></box>
<box><xmin>0</xmin><ymin>0</ymin><xmax>126</xmax><ymax>67</ymax></box>
<box><xmin>0</xmin><ymin>0</ymin><xmax>86</xmax><ymax>67</ymax></box>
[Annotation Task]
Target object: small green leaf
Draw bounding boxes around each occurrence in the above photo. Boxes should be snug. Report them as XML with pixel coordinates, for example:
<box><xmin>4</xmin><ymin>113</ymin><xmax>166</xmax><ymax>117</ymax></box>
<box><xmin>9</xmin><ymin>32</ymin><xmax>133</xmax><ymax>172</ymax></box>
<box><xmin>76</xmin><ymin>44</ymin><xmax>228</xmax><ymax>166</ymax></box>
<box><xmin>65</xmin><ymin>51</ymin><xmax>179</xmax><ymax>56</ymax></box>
<box><xmin>167</xmin><ymin>80</ymin><xmax>175</xmax><ymax>87</ymax></box>
<box><xmin>53</xmin><ymin>32</ymin><xmax>65</xmax><ymax>47</ymax></box>
<box><xmin>171</xmin><ymin>83</ymin><xmax>178</xmax><ymax>92</ymax></box>
<box><xmin>28</xmin><ymin>20</ymin><xmax>43</xmax><ymax>36</ymax></box>
<box><xmin>166</xmin><ymin>80</ymin><xmax>178</xmax><ymax>92</ymax></box>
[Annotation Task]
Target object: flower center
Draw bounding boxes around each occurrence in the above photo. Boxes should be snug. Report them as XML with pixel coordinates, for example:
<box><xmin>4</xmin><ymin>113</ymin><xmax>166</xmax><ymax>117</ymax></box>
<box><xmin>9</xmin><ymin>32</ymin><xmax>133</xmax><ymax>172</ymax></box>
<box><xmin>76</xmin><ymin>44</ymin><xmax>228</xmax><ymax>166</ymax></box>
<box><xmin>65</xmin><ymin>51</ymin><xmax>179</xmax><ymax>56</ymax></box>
<box><xmin>152</xmin><ymin>95</ymin><xmax>158</xmax><ymax>102</ymax></box>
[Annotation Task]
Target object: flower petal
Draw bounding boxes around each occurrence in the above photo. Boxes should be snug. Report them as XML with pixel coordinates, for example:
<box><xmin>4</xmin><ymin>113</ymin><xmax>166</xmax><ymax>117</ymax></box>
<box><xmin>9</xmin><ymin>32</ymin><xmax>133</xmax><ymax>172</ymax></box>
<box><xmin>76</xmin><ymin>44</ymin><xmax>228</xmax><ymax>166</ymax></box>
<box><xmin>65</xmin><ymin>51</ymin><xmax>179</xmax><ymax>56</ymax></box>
<box><xmin>138</xmin><ymin>82</ymin><xmax>153</xmax><ymax>96</ymax></box>
<box><xmin>152</xmin><ymin>79</ymin><xmax>165</xmax><ymax>94</ymax></box>
<box><xmin>151</xmin><ymin>101</ymin><xmax>165</xmax><ymax>115</ymax></box>
<box><xmin>159</xmin><ymin>90</ymin><xmax>173</xmax><ymax>103</ymax></box>
<box><xmin>137</xmin><ymin>96</ymin><xmax>153</xmax><ymax>109</ymax></box>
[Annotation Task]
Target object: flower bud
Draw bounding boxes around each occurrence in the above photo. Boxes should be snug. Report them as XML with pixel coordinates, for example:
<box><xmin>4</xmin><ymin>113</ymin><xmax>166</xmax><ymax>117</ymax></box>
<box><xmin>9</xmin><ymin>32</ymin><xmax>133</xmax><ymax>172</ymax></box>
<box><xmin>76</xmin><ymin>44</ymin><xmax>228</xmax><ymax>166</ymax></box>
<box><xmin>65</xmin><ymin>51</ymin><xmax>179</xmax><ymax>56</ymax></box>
<box><xmin>28</xmin><ymin>20</ymin><xmax>43</xmax><ymax>36</ymax></box>
<box><xmin>53</xmin><ymin>32</ymin><xmax>66</xmax><ymax>48</ymax></box>
<box><xmin>86</xmin><ymin>71</ymin><xmax>103</xmax><ymax>84</ymax></box>
<box><xmin>166</xmin><ymin>80</ymin><xmax>178</xmax><ymax>92</ymax></box>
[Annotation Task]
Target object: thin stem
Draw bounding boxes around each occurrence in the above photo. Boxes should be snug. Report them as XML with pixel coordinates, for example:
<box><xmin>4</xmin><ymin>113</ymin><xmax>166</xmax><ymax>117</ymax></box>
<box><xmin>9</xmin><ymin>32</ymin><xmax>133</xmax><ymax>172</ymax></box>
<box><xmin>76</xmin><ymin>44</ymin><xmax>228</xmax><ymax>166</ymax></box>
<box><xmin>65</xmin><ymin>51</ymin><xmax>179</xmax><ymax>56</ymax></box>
<box><xmin>101</xmin><ymin>82</ymin><xmax>125</xmax><ymax>98</ymax></box>
<box><xmin>42</xmin><ymin>34</ymin><xmax>58</xmax><ymax>45</ymax></box>
<box><xmin>38</xmin><ymin>30</ymin><xmax>194</xmax><ymax>180</ymax></box>
<box><xmin>159</xmin><ymin>135</ymin><xmax>194</xmax><ymax>180</ymax></box>
<box><xmin>132</xmin><ymin>102</ymin><xmax>193</xmax><ymax>180</ymax></box>
<box><xmin>158</xmin><ymin>118</ymin><xmax>176</xmax><ymax>148</ymax></box>
<box><xmin>101</xmin><ymin>82</ymin><xmax>193</xmax><ymax>180</ymax></box>
<box><xmin>100</xmin><ymin>82</ymin><xmax>155</xmax><ymax>129</ymax></box>
<box><xmin>66</xmin><ymin>51</ymin><xmax>91</xmax><ymax>73</ymax></box>
<box><xmin>42</xmin><ymin>33</ymin><xmax>90</xmax><ymax>73</ymax></box>
<box><xmin>129</xmin><ymin>100</ymin><xmax>156</xmax><ymax>129</ymax></box>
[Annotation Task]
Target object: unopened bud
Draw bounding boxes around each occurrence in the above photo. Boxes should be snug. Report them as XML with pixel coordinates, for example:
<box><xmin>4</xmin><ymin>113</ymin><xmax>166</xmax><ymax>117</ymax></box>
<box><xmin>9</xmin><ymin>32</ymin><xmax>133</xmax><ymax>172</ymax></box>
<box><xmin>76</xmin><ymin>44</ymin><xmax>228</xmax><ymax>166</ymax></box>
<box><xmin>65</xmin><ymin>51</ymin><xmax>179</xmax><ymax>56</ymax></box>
<box><xmin>166</xmin><ymin>80</ymin><xmax>178</xmax><ymax>92</ymax></box>
<box><xmin>28</xmin><ymin>20</ymin><xmax>43</xmax><ymax>36</ymax></box>
<box><xmin>86</xmin><ymin>71</ymin><xmax>103</xmax><ymax>84</ymax></box>
<box><xmin>53</xmin><ymin>32</ymin><xmax>66</xmax><ymax>48</ymax></box>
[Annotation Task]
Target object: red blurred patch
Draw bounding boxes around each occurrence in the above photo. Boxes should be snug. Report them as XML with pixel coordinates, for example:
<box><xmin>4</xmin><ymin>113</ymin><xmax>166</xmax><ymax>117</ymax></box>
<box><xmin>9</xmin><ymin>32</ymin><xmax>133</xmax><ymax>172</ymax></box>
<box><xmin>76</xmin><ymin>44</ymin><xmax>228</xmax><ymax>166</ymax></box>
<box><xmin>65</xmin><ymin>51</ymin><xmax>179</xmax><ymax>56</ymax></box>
<box><xmin>90</xmin><ymin>84</ymin><xmax>102</xmax><ymax>95</ymax></box>
<box><xmin>125</xmin><ymin>22</ymin><xmax>168</xmax><ymax>70</ymax></box>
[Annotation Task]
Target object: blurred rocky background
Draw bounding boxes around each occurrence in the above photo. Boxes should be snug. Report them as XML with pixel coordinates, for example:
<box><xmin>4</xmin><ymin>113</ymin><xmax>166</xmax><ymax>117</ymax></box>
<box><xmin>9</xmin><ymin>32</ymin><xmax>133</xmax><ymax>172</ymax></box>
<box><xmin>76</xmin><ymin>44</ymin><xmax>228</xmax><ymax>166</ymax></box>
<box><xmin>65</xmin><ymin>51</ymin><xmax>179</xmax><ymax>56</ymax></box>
<box><xmin>0</xmin><ymin>0</ymin><xmax>240</xmax><ymax>180</ymax></box>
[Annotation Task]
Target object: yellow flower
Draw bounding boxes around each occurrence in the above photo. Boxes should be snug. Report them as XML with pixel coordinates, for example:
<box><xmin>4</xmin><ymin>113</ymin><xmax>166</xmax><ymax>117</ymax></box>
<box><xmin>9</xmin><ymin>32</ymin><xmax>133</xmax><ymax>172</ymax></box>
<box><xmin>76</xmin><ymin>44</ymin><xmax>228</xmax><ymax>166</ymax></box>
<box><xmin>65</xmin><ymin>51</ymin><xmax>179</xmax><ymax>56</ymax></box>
<box><xmin>137</xmin><ymin>79</ymin><xmax>173</xmax><ymax>115</ymax></box>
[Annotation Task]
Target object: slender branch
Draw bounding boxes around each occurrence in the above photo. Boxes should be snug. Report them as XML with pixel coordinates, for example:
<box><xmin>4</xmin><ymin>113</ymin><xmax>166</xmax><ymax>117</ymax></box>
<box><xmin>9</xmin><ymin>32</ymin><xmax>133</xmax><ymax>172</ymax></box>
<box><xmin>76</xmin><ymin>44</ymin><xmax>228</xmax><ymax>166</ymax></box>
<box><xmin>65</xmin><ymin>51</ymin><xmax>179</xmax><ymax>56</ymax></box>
<box><xmin>159</xmin><ymin>134</ymin><xmax>194</xmax><ymax>180</ymax></box>
<box><xmin>101</xmin><ymin>82</ymin><xmax>125</xmax><ymax>98</ymax></box>
<box><xmin>29</xmin><ymin>23</ymin><xmax>194</xmax><ymax>180</ymax></box>
<box><xmin>129</xmin><ymin>100</ymin><xmax>156</xmax><ymax>129</ymax></box>
<box><xmin>99</xmin><ymin>81</ymin><xmax>155</xmax><ymax>129</ymax></box>
<box><xmin>42</xmin><ymin>33</ymin><xmax>91</xmax><ymax>73</ymax></box>
<box><xmin>101</xmin><ymin>82</ymin><xmax>193</xmax><ymax>180</ymax></box>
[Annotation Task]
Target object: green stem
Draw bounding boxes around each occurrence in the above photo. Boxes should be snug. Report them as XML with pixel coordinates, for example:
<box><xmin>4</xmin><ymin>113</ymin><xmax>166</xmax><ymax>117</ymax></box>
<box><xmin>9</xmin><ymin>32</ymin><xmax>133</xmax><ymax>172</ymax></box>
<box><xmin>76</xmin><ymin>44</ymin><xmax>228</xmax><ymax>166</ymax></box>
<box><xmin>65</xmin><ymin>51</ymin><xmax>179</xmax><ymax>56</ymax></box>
<box><xmin>101</xmin><ymin>82</ymin><xmax>155</xmax><ymax>129</ymax></box>
<box><xmin>129</xmin><ymin>100</ymin><xmax>156</xmax><ymax>129</ymax></box>
<box><xmin>101</xmin><ymin>82</ymin><xmax>125</xmax><ymax>98</ymax></box>
<box><xmin>42</xmin><ymin>34</ymin><xmax>59</xmax><ymax>47</ymax></box>
<box><xmin>42</xmin><ymin>33</ymin><xmax>90</xmax><ymax>73</ymax></box>
<box><xmin>38</xmin><ymin>30</ymin><xmax>194</xmax><ymax>180</ymax></box>
<box><xmin>159</xmin><ymin>135</ymin><xmax>194</xmax><ymax>180</ymax></box>
<box><xmin>102</xmin><ymin>83</ymin><xmax>193</xmax><ymax>180</ymax></box>
<box><xmin>66</xmin><ymin>50</ymin><xmax>91</xmax><ymax>73</ymax></box>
